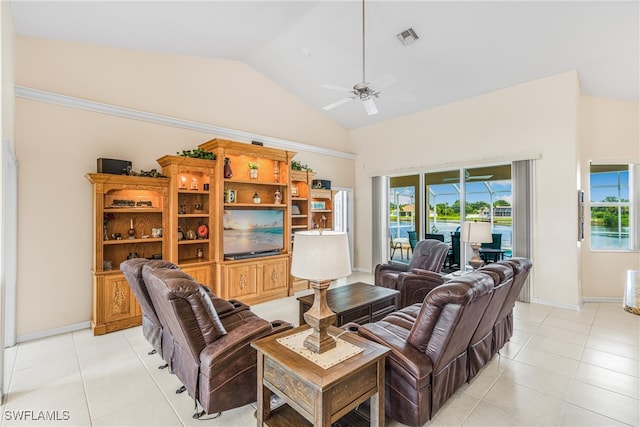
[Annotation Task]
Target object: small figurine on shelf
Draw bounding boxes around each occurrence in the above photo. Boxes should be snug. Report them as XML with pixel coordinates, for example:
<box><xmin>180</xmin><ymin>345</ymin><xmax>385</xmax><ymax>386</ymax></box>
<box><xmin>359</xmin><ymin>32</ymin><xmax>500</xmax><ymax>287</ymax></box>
<box><xmin>128</xmin><ymin>219</ymin><xmax>136</xmax><ymax>239</ymax></box>
<box><xmin>224</xmin><ymin>158</ymin><xmax>233</xmax><ymax>178</ymax></box>
<box><xmin>197</xmin><ymin>248</ymin><xmax>203</xmax><ymax>259</ymax></box>
<box><xmin>274</xmin><ymin>190</ymin><xmax>282</xmax><ymax>204</ymax></box>
<box><xmin>190</xmin><ymin>177</ymin><xmax>198</xmax><ymax>190</ymax></box>
<box><xmin>253</xmin><ymin>192</ymin><xmax>261</xmax><ymax>204</ymax></box>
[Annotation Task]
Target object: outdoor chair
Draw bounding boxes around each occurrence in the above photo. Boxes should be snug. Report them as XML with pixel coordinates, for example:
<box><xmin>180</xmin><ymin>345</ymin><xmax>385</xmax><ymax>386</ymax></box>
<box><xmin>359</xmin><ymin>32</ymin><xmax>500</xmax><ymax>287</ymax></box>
<box><xmin>407</xmin><ymin>230</ymin><xmax>418</xmax><ymax>256</ymax></box>
<box><xmin>425</xmin><ymin>233</ymin><xmax>445</xmax><ymax>242</ymax></box>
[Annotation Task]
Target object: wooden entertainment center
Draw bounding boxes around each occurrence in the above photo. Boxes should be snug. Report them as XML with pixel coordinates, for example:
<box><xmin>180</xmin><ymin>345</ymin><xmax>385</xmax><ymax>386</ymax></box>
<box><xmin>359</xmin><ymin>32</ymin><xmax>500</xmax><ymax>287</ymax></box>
<box><xmin>88</xmin><ymin>138</ymin><xmax>333</xmax><ymax>335</ymax></box>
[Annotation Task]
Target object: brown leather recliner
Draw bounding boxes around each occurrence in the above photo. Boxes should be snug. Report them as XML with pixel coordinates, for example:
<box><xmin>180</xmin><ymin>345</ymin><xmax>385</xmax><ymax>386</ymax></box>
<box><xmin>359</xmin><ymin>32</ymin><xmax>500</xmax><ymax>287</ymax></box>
<box><xmin>143</xmin><ymin>265</ymin><xmax>292</xmax><ymax>418</ymax></box>
<box><xmin>467</xmin><ymin>262</ymin><xmax>514</xmax><ymax>380</ymax></box>
<box><xmin>121</xmin><ymin>259</ymin><xmax>251</xmax><ymax>371</ymax></box>
<box><xmin>120</xmin><ymin>259</ymin><xmax>179</xmax><ymax>364</ymax></box>
<box><xmin>357</xmin><ymin>272</ymin><xmax>495</xmax><ymax>426</ymax></box>
<box><xmin>374</xmin><ymin>239</ymin><xmax>449</xmax><ymax>308</ymax></box>
<box><xmin>491</xmin><ymin>257</ymin><xmax>533</xmax><ymax>354</ymax></box>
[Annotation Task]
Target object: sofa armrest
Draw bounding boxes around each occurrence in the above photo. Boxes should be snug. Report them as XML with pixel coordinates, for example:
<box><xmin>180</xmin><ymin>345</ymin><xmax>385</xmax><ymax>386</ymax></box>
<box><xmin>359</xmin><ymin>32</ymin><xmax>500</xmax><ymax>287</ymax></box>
<box><xmin>396</xmin><ymin>271</ymin><xmax>446</xmax><ymax>307</ymax></box>
<box><xmin>199</xmin><ymin>318</ymin><xmax>272</xmax><ymax>368</ymax></box>
<box><xmin>358</xmin><ymin>322</ymin><xmax>433</xmax><ymax>388</ymax></box>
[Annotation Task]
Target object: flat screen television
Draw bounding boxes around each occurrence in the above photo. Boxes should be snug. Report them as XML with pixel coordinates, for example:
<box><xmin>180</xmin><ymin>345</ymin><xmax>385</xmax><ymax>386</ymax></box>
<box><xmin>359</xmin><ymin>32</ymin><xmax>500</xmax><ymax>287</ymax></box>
<box><xmin>223</xmin><ymin>209</ymin><xmax>284</xmax><ymax>258</ymax></box>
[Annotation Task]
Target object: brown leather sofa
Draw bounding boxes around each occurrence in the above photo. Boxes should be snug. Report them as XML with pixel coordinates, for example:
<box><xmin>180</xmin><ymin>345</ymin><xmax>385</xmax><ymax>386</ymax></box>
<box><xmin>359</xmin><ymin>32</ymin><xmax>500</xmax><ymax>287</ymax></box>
<box><xmin>121</xmin><ymin>259</ymin><xmax>292</xmax><ymax>418</ymax></box>
<box><xmin>467</xmin><ymin>262</ymin><xmax>514</xmax><ymax>379</ymax></box>
<box><xmin>374</xmin><ymin>239</ymin><xmax>449</xmax><ymax>308</ymax></box>
<box><xmin>357</xmin><ymin>272</ymin><xmax>496</xmax><ymax>426</ymax></box>
<box><xmin>491</xmin><ymin>258</ymin><xmax>533</xmax><ymax>354</ymax></box>
<box><xmin>121</xmin><ymin>259</ymin><xmax>251</xmax><ymax>371</ymax></box>
<box><xmin>120</xmin><ymin>259</ymin><xmax>178</xmax><ymax>364</ymax></box>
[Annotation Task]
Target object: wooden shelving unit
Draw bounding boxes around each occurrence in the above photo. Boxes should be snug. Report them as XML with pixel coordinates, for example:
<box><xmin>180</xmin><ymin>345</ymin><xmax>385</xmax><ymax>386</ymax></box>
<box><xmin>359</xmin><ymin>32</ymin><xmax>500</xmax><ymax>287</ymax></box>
<box><xmin>86</xmin><ymin>173</ymin><xmax>169</xmax><ymax>335</ymax></box>
<box><xmin>310</xmin><ymin>188</ymin><xmax>334</xmax><ymax>231</ymax></box>
<box><xmin>199</xmin><ymin>138</ymin><xmax>296</xmax><ymax>303</ymax></box>
<box><xmin>290</xmin><ymin>169</ymin><xmax>314</xmax><ymax>292</ymax></box>
<box><xmin>156</xmin><ymin>155</ymin><xmax>216</xmax><ymax>285</ymax></box>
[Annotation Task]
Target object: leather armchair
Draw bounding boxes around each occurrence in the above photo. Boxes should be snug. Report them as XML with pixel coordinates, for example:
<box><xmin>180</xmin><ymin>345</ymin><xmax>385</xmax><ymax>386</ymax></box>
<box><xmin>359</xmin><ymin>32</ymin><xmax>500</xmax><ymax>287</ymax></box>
<box><xmin>376</xmin><ymin>240</ymin><xmax>449</xmax><ymax>284</ymax></box>
<box><xmin>492</xmin><ymin>258</ymin><xmax>533</xmax><ymax>354</ymax></box>
<box><xmin>120</xmin><ymin>259</ymin><xmax>179</xmax><ymax>364</ymax></box>
<box><xmin>358</xmin><ymin>272</ymin><xmax>495</xmax><ymax>426</ymax></box>
<box><xmin>468</xmin><ymin>262</ymin><xmax>514</xmax><ymax>379</ymax></box>
<box><xmin>143</xmin><ymin>265</ymin><xmax>293</xmax><ymax>418</ymax></box>
<box><xmin>394</xmin><ymin>269</ymin><xmax>446</xmax><ymax>308</ymax></box>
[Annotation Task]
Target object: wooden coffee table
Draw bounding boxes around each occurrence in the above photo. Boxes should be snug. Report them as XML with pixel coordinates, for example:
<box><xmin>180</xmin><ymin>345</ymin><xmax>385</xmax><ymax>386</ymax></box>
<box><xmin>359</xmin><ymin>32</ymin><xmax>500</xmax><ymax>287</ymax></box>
<box><xmin>297</xmin><ymin>282</ymin><xmax>399</xmax><ymax>327</ymax></box>
<box><xmin>252</xmin><ymin>324</ymin><xmax>391</xmax><ymax>426</ymax></box>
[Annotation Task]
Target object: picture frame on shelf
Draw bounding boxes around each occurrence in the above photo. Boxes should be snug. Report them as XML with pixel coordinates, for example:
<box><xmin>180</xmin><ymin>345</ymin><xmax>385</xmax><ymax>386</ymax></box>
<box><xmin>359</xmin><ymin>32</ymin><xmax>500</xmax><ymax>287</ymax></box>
<box><xmin>291</xmin><ymin>205</ymin><xmax>301</xmax><ymax>215</ymax></box>
<box><xmin>311</xmin><ymin>201</ymin><xmax>325</xmax><ymax>210</ymax></box>
<box><xmin>225</xmin><ymin>189</ymin><xmax>236</xmax><ymax>203</ymax></box>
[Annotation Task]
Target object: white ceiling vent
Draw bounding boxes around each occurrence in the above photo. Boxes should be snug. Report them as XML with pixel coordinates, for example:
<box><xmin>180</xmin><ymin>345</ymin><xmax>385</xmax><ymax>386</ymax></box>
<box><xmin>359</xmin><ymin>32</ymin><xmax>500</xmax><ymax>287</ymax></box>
<box><xmin>397</xmin><ymin>28</ymin><xmax>419</xmax><ymax>46</ymax></box>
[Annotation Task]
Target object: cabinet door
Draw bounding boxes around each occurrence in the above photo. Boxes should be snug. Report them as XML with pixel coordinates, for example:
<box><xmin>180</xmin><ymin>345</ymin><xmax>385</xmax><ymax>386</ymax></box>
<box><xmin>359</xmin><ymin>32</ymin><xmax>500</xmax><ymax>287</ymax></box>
<box><xmin>181</xmin><ymin>264</ymin><xmax>211</xmax><ymax>286</ymax></box>
<box><xmin>225</xmin><ymin>264</ymin><xmax>259</xmax><ymax>300</ymax></box>
<box><xmin>261</xmin><ymin>258</ymin><xmax>288</xmax><ymax>296</ymax></box>
<box><xmin>102</xmin><ymin>274</ymin><xmax>138</xmax><ymax>323</ymax></box>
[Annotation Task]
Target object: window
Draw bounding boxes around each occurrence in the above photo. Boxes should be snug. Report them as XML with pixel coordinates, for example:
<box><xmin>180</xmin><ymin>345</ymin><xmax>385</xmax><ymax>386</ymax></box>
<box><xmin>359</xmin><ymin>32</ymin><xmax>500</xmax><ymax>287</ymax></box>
<box><xmin>589</xmin><ymin>164</ymin><xmax>630</xmax><ymax>250</ymax></box>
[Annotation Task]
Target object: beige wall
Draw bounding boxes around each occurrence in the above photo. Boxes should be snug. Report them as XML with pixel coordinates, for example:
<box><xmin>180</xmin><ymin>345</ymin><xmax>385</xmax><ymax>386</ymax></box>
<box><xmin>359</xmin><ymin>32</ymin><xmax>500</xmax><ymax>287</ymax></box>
<box><xmin>349</xmin><ymin>72</ymin><xmax>584</xmax><ymax>308</ymax></box>
<box><xmin>14</xmin><ymin>37</ymin><xmax>352</xmax><ymax>337</ymax></box>
<box><xmin>579</xmin><ymin>96</ymin><xmax>640</xmax><ymax>299</ymax></box>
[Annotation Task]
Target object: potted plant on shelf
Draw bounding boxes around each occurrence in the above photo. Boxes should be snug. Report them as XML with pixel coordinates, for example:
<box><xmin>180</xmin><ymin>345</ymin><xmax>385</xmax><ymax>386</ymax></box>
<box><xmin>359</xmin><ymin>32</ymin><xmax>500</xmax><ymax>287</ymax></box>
<box><xmin>248</xmin><ymin>162</ymin><xmax>260</xmax><ymax>179</ymax></box>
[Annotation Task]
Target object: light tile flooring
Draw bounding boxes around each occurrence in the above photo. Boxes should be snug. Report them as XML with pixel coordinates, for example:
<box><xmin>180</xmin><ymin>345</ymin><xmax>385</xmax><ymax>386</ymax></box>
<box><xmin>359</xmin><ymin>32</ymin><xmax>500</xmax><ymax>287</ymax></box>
<box><xmin>1</xmin><ymin>272</ymin><xmax>639</xmax><ymax>426</ymax></box>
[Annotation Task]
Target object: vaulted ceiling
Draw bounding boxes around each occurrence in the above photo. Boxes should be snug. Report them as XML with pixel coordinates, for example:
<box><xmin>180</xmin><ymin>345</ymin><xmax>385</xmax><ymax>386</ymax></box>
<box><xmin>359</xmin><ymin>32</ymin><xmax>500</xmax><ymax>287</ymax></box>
<box><xmin>11</xmin><ymin>1</ymin><xmax>639</xmax><ymax>130</ymax></box>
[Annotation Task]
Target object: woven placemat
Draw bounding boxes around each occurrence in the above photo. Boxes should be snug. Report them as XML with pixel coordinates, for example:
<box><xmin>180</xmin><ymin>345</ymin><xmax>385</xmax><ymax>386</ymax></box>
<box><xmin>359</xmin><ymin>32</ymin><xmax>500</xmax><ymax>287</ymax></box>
<box><xmin>277</xmin><ymin>330</ymin><xmax>363</xmax><ymax>369</ymax></box>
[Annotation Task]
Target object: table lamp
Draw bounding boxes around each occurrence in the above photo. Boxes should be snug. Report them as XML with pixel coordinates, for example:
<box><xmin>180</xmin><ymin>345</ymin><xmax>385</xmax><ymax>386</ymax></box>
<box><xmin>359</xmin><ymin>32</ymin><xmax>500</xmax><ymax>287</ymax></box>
<box><xmin>291</xmin><ymin>230</ymin><xmax>352</xmax><ymax>353</ymax></box>
<box><xmin>460</xmin><ymin>221</ymin><xmax>492</xmax><ymax>269</ymax></box>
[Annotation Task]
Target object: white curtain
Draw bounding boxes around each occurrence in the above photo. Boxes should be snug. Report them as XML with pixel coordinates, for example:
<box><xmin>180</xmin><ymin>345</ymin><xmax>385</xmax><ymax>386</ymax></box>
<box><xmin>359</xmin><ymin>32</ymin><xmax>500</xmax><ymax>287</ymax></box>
<box><xmin>372</xmin><ymin>176</ymin><xmax>389</xmax><ymax>268</ymax></box>
<box><xmin>512</xmin><ymin>160</ymin><xmax>533</xmax><ymax>302</ymax></box>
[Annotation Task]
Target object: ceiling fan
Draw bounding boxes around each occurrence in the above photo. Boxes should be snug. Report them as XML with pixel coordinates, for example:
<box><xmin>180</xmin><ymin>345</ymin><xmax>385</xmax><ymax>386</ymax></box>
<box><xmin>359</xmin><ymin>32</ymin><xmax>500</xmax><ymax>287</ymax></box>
<box><xmin>443</xmin><ymin>170</ymin><xmax>494</xmax><ymax>182</ymax></box>
<box><xmin>321</xmin><ymin>0</ymin><xmax>410</xmax><ymax>115</ymax></box>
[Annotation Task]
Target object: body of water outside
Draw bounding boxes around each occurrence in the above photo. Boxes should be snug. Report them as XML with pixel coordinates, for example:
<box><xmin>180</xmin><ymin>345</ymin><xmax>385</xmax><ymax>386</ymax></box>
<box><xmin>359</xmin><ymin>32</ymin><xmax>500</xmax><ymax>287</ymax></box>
<box><xmin>591</xmin><ymin>225</ymin><xmax>630</xmax><ymax>249</ymax></box>
<box><xmin>392</xmin><ymin>222</ymin><xmax>629</xmax><ymax>252</ymax></box>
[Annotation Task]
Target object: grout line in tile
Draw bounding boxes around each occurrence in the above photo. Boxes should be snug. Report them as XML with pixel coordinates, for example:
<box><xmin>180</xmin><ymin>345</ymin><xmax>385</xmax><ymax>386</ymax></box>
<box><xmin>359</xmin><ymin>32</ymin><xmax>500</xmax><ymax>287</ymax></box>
<box><xmin>72</xmin><ymin>330</ymin><xmax>95</xmax><ymax>427</ymax></box>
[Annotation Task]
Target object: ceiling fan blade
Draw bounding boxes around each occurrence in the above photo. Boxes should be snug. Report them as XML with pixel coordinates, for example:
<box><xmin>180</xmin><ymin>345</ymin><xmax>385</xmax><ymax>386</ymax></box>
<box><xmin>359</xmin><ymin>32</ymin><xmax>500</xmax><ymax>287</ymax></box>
<box><xmin>322</xmin><ymin>96</ymin><xmax>356</xmax><ymax>111</ymax></box>
<box><xmin>362</xmin><ymin>97</ymin><xmax>378</xmax><ymax>115</ymax></box>
<box><xmin>369</xmin><ymin>74</ymin><xmax>395</xmax><ymax>90</ymax></box>
<box><xmin>320</xmin><ymin>83</ymin><xmax>353</xmax><ymax>93</ymax></box>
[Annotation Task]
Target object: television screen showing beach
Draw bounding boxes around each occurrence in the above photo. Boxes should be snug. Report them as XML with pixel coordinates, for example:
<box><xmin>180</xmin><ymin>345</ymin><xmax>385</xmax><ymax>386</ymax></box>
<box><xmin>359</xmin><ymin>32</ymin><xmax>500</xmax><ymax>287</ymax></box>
<box><xmin>223</xmin><ymin>210</ymin><xmax>284</xmax><ymax>255</ymax></box>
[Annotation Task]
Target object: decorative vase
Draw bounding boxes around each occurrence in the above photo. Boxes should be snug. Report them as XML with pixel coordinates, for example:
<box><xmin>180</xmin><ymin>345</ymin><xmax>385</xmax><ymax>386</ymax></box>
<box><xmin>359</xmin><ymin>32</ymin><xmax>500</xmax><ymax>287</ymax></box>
<box><xmin>253</xmin><ymin>192</ymin><xmax>261</xmax><ymax>204</ymax></box>
<box><xmin>224</xmin><ymin>158</ymin><xmax>233</xmax><ymax>178</ymax></box>
<box><xmin>250</xmin><ymin>169</ymin><xmax>258</xmax><ymax>179</ymax></box>
<box><xmin>103</xmin><ymin>226</ymin><xmax>109</xmax><ymax>241</ymax></box>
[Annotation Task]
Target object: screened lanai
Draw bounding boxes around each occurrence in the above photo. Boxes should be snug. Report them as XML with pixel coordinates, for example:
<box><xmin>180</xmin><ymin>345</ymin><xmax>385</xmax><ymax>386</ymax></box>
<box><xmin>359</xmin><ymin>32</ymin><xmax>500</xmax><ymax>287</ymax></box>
<box><xmin>389</xmin><ymin>164</ymin><xmax>513</xmax><ymax>264</ymax></box>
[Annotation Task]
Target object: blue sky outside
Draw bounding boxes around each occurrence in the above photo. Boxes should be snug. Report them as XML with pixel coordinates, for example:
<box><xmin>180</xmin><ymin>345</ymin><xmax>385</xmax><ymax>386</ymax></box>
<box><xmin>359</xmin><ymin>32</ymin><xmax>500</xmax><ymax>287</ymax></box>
<box><xmin>392</xmin><ymin>181</ymin><xmax>513</xmax><ymax>207</ymax></box>
<box><xmin>590</xmin><ymin>171</ymin><xmax>629</xmax><ymax>202</ymax></box>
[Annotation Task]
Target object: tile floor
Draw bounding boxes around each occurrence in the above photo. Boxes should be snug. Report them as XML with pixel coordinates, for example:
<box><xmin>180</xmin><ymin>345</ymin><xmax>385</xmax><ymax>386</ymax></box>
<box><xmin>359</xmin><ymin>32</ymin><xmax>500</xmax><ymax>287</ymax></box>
<box><xmin>1</xmin><ymin>272</ymin><xmax>639</xmax><ymax>426</ymax></box>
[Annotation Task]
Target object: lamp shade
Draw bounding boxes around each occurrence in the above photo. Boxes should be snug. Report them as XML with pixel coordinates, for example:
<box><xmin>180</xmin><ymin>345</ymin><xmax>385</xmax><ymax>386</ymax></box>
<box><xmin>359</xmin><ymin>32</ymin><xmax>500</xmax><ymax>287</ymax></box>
<box><xmin>460</xmin><ymin>221</ymin><xmax>492</xmax><ymax>243</ymax></box>
<box><xmin>291</xmin><ymin>231</ymin><xmax>352</xmax><ymax>281</ymax></box>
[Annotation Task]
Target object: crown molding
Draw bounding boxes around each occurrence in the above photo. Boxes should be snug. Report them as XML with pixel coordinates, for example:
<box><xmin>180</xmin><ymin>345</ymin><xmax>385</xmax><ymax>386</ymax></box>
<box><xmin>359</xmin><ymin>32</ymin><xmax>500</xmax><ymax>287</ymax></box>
<box><xmin>15</xmin><ymin>86</ymin><xmax>356</xmax><ymax>160</ymax></box>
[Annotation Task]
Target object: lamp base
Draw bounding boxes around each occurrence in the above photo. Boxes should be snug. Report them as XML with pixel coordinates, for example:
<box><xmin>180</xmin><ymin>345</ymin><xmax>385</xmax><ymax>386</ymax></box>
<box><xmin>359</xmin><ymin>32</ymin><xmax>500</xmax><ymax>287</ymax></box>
<box><xmin>469</xmin><ymin>242</ymin><xmax>485</xmax><ymax>270</ymax></box>
<box><xmin>303</xmin><ymin>280</ymin><xmax>336</xmax><ymax>353</ymax></box>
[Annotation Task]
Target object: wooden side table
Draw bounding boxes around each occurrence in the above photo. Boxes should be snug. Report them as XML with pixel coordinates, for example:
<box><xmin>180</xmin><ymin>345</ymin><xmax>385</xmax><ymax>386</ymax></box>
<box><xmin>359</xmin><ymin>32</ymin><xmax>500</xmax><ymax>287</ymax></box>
<box><xmin>252</xmin><ymin>325</ymin><xmax>390</xmax><ymax>427</ymax></box>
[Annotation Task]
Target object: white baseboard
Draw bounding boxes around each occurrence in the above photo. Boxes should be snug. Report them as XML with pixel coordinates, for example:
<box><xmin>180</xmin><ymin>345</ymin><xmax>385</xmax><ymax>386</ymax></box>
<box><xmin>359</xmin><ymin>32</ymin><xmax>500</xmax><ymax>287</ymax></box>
<box><xmin>531</xmin><ymin>298</ymin><xmax>581</xmax><ymax>312</ymax></box>
<box><xmin>582</xmin><ymin>296</ymin><xmax>623</xmax><ymax>304</ymax></box>
<box><xmin>16</xmin><ymin>321</ymin><xmax>91</xmax><ymax>343</ymax></box>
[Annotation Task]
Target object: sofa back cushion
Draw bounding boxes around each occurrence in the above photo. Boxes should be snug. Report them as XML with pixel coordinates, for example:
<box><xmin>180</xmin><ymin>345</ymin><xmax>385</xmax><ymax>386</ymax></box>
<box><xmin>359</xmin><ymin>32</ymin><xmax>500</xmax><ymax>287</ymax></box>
<box><xmin>408</xmin><ymin>239</ymin><xmax>450</xmax><ymax>272</ymax></box>
<box><xmin>143</xmin><ymin>266</ymin><xmax>227</xmax><ymax>362</ymax></box>
<box><xmin>407</xmin><ymin>272</ymin><xmax>494</xmax><ymax>371</ymax></box>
